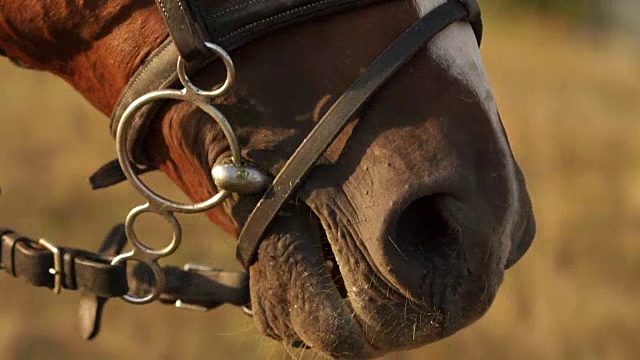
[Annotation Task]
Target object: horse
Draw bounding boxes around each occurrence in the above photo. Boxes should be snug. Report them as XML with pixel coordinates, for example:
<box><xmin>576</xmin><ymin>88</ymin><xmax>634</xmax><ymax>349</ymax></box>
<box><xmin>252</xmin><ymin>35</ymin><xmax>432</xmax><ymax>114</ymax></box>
<box><xmin>0</xmin><ymin>0</ymin><xmax>535</xmax><ymax>357</ymax></box>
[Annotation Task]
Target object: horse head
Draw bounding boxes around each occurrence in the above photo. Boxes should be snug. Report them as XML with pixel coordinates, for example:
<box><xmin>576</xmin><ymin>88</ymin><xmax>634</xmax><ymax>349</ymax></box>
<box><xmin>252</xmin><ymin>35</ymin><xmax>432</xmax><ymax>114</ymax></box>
<box><xmin>0</xmin><ymin>0</ymin><xmax>535</xmax><ymax>357</ymax></box>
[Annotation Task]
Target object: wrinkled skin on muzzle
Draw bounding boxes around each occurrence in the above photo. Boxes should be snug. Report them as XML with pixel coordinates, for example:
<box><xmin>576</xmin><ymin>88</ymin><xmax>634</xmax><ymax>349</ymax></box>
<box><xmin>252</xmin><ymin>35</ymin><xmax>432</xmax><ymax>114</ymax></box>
<box><xmin>61</xmin><ymin>1</ymin><xmax>538</xmax><ymax>358</ymax></box>
<box><xmin>0</xmin><ymin>0</ymin><xmax>535</xmax><ymax>357</ymax></box>
<box><xmin>238</xmin><ymin>74</ymin><xmax>535</xmax><ymax>357</ymax></box>
<box><xmin>145</xmin><ymin>2</ymin><xmax>537</xmax><ymax>357</ymax></box>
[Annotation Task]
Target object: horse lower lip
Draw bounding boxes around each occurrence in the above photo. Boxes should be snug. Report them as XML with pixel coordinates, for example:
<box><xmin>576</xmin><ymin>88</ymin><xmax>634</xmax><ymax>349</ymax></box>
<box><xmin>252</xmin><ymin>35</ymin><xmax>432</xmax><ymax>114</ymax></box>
<box><xmin>248</xmin><ymin>205</ymin><xmax>376</xmax><ymax>357</ymax></box>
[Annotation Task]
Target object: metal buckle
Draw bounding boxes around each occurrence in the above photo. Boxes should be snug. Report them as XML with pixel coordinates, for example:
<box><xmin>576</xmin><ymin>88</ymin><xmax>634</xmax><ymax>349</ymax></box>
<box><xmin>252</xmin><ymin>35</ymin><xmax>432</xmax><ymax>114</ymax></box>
<box><xmin>174</xmin><ymin>263</ymin><xmax>213</xmax><ymax>312</ymax></box>
<box><xmin>38</xmin><ymin>239</ymin><xmax>62</xmax><ymax>295</ymax></box>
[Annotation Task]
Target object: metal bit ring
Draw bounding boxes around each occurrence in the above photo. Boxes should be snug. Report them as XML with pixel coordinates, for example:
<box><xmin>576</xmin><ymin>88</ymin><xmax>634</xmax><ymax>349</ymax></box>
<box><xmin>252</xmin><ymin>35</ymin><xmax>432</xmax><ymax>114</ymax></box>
<box><xmin>111</xmin><ymin>251</ymin><xmax>166</xmax><ymax>305</ymax></box>
<box><xmin>114</xmin><ymin>42</ymin><xmax>241</xmax><ymax>304</ymax></box>
<box><xmin>177</xmin><ymin>42</ymin><xmax>235</xmax><ymax>98</ymax></box>
<box><xmin>116</xmin><ymin>42</ymin><xmax>241</xmax><ymax>214</ymax></box>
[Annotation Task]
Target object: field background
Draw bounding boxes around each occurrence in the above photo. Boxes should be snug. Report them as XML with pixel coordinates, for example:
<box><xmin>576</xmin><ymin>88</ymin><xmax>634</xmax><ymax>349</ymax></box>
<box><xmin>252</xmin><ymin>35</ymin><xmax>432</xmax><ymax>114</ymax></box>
<box><xmin>0</xmin><ymin>3</ymin><xmax>638</xmax><ymax>360</ymax></box>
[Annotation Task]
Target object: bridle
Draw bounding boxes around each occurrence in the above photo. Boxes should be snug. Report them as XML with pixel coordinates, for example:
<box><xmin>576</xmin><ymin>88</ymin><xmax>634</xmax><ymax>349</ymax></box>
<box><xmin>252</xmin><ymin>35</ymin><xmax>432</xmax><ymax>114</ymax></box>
<box><xmin>1</xmin><ymin>0</ymin><xmax>482</xmax><ymax>340</ymax></box>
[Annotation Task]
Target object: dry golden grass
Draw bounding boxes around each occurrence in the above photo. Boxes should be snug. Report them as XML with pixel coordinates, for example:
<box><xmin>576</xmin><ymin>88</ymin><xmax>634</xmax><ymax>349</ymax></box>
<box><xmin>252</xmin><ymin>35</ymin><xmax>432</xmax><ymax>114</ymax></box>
<box><xmin>0</xmin><ymin>9</ymin><xmax>638</xmax><ymax>360</ymax></box>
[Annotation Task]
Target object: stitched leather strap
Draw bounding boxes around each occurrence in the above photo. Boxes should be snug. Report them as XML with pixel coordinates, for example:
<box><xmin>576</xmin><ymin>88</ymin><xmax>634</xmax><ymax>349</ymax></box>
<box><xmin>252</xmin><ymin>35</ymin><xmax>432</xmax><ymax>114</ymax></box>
<box><xmin>236</xmin><ymin>0</ymin><xmax>482</xmax><ymax>268</ymax></box>
<box><xmin>155</xmin><ymin>0</ymin><xmax>210</xmax><ymax>62</ymax></box>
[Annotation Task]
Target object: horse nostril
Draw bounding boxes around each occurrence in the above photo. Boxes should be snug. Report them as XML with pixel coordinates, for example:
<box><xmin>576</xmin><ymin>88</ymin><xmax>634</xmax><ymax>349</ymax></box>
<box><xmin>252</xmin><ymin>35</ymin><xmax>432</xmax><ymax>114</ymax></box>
<box><xmin>393</xmin><ymin>194</ymin><xmax>457</xmax><ymax>257</ymax></box>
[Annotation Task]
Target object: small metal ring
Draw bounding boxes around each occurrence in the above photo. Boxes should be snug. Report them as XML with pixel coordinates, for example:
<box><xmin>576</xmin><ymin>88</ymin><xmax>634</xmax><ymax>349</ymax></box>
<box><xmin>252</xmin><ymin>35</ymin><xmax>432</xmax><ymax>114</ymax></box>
<box><xmin>125</xmin><ymin>204</ymin><xmax>182</xmax><ymax>257</ymax></box>
<box><xmin>111</xmin><ymin>254</ymin><xmax>165</xmax><ymax>305</ymax></box>
<box><xmin>177</xmin><ymin>42</ymin><xmax>235</xmax><ymax>98</ymax></box>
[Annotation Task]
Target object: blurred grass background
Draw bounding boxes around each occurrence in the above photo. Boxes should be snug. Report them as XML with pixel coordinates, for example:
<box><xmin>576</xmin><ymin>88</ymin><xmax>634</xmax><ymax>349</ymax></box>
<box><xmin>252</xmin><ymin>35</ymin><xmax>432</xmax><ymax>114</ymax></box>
<box><xmin>1</xmin><ymin>1</ymin><xmax>639</xmax><ymax>359</ymax></box>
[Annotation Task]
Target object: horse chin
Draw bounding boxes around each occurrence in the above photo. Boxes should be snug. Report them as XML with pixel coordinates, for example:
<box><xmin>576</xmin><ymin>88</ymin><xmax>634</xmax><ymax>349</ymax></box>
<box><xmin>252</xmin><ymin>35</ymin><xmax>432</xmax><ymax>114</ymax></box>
<box><xmin>248</xmin><ymin>195</ymin><xmax>511</xmax><ymax>358</ymax></box>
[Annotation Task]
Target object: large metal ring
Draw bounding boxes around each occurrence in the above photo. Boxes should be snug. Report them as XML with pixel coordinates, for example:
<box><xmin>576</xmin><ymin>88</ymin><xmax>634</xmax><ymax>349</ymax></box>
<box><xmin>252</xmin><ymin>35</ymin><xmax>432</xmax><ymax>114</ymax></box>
<box><xmin>114</xmin><ymin>41</ymin><xmax>241</xmax><ymax>306</ymax></box>
<box><xmin>116</xmin><ymin>91</ymin><xmax>240</xmax><ymax>214</ymax></box>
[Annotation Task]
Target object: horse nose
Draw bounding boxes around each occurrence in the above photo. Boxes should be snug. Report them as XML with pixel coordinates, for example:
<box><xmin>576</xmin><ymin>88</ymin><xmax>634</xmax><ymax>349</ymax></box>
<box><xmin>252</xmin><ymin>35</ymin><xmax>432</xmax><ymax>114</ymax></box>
<box><xmin>388</xmin><ymin>189</ymin><xmax>534</xmax><ymax>275</ymax></box>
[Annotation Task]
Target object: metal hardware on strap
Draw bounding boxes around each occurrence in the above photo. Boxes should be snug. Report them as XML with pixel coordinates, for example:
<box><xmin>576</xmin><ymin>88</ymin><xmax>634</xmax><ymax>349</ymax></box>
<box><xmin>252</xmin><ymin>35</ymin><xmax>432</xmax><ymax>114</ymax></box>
<box><xmin>112</xmin><ymin>42</ymin><xmax>237</xmax><ymax>305</ymax></box>
<box><xmin>114</xmin><ymin>41</ymin><xmax>265</xmax><ymax>305</ymax></box>
<box><xmin>38</xmin><ymin>239</ymin><xmax>62</xmax><ymax>294</ymax></box>
<box><xmin>175</xmin><ymin>299</ymin><xmax>209</xmax><ymax>312</ymax></box>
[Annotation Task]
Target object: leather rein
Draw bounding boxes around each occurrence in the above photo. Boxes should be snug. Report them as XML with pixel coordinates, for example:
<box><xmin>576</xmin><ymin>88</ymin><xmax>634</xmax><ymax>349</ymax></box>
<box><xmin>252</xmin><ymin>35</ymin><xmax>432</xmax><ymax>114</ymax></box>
<box><xmin>0</xmin><ymin>0</ymin><xmax>482</xmax><ymax>340</ymax></box>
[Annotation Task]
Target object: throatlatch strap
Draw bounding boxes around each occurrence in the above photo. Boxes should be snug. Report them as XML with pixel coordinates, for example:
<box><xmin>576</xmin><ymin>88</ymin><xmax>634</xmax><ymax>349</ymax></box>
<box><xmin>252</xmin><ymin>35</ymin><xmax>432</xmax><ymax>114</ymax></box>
<box><xmin>236</xmin><ymin>0</ymin><xmax>482</xmax><ymax>268</ymax></box>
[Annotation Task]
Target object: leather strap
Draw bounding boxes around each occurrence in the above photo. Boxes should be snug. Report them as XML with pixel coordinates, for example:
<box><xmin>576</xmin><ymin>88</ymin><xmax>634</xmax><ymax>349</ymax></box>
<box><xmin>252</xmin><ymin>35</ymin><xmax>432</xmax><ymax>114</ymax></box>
<box><xmin>155</xmin><ymin>0</ymin><xmax>210</xmax><ymax>62</ymax></box>
<box><xmin>89</xmin><ymin>159</ymin><xmax>157</xmax><ymax>190</ymax></box>
<box><xmin>236</xmin><ymin>0</ymin><xmax>482</xmax><ymax>268</ymax></box>
<box><xmin>129</xmin><ymin>264</ymin><xmax>250</xmax><ymax>309</ymax></box>
<box><xmin>461</xmin><ymin>0</ymin><xmax>483</xmax><ymax>44</ymax></box>
<box><xmin>78</xmin><ymin>224</ymin><xmax>128</xmax><ymax>340</ymax></box>
<box><xmin>0</xmin><ymin>225</ymin><xmax>250</xmax><ymax>331</ymax></box>
<box><xmin>0</xmin><ymin>227</ymin><xmax>129</xmax><ymax>296</ymax></box>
